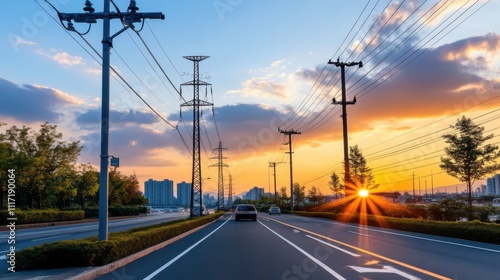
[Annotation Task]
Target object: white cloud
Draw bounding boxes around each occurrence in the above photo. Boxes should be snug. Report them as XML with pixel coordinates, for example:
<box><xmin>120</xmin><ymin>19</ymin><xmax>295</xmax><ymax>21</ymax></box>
<box><xmin>15</xmin><ymin>37</ymin><xmax>36</xmax><ymax>46</ymax></box>
<box><xmin>52</xmin><ymin>52</ymin><xmax>85</xmax><ymax>67</ymax></box>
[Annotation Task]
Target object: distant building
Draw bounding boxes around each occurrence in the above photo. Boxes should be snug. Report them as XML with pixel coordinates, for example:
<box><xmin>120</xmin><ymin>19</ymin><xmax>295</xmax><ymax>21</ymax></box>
<box><xmin>486</xmin><ymin>174</ymin><xmax>500</xmax><ymax>196</ymax></box>
<box><xmin>144</xmin><ymin>179</ymin><xmax>175</xmax><ymax>207</ymax></box>
<box><xmin>177</xmin><ymin>181</ymin><xmax>191</xmax><ymax>207</ymax></box>
<box><xmin>243</xmin><ymin>186</ymin><xmax>264</xmax><ymax>201</ymax></box>
<box><xmin>203</xmin><ymin>193</ymin><xmax>215</xmax><ymax>207</ymax></box>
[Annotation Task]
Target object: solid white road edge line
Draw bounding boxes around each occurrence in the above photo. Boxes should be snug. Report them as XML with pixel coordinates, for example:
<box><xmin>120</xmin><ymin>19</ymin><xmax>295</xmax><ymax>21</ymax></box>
<box><xmin>143</xmin><ymin>216</ymin><xmax>232</xmax><ymax>280</ymax></box>
<box><xmin>258</xmin><ymin>220</ymin><xmax>346</xmax><ymax>280</ymax></box>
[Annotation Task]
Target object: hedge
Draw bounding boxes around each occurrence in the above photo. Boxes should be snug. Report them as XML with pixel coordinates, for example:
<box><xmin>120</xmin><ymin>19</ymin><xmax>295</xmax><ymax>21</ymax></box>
<box><xmin>0</xmin><ymin>209</ymin><xmax>84</xmax><ymax>224</ymax></box>
<box><xmin>16</xmin><ymin>212</ymin><xmax>225</xmax><ymax>270</ymax></box>
<box><xmin>293</xmin><ymin>211</ymin><xmax>500</xmax><ymax>245</ymax></box>
<box><xmin>84</xmin><ymin>206</ymin><xmax>148</xmax><ymax>218</ymax></box>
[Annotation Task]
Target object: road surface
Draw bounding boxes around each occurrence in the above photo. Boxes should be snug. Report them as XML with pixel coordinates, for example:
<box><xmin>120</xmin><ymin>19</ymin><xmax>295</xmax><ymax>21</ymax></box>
<box><xmin>91</xmin><ymin>213</ymin><xmax>500</xmax><ymax>280</ymax></box>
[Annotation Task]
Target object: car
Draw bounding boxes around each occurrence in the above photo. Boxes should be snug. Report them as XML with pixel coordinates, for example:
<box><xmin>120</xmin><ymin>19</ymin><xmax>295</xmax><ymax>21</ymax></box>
<box><xmin>234</xmin><ymin>204</ymin><xmax>257</xmax><ymax>221</ymax></box>
<box><xmin>268</xmin><ymin>206</ymin><xmax>281</xmax><ymax>215</ymax></box>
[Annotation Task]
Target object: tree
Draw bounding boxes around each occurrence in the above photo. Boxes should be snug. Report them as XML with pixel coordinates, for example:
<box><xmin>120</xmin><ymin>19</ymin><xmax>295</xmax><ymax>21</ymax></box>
<box><xmin>307</xmin><ymin>186</ymin><xmax>323</xmax><ymax>204</ymax></box>
<box><xmin>2</xmin><ymin>123</ymin><xmax>82</xmax><ymax>209</ymax></box>
<box><xmin>292</xmin><ymin>182</ymin><xmax>305</xmax><ymax>207</ymax></box>
<box><xmin>73</xmin><ymin>163</ymin><xmax>99</xmax><ymax>209</ymax></box>
<box><xmin>440</xmin><ymin>116</ymin><xmax>500</xmax><ymax>207</ymax></box>
<box><xmin>329</xmin><ymin>171</ymin><xmax>343</xmax><ymax>198</ymax></box>
<box><xmin>348</xmin><ymin>145</ymin><xmax>378</xmax><ymax>191</ymax></box>
<box><xmin>278</xmin><ymin>186</ymin><xmax>288</xmax><ymax>206</ymax></box>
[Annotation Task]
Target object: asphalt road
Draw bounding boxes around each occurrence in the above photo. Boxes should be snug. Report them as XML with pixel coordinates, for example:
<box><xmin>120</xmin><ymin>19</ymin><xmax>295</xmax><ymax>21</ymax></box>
<box><xmin>0</xmin><ymin>212</ymin><xmax>189</xmax><ymax>276</ymax></box>
<box><xmin>92</xmin><ymin>213</ymin><xmax>500</xmax><ymax>280</ymax></box>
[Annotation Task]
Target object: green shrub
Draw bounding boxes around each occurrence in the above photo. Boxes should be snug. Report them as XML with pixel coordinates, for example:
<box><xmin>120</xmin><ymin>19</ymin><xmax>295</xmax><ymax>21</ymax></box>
<box><xmin>84</xmin><ymin>206</ymin><xmax>148</xmax><ymax>218</ymax></box>
<box><xmin>0</xmin><ymin>209</ymin><xmax>84</xmax><ymax>224</ymax></box>
<box><xmin>16</xmin><ymin>213</ymin><xmax>225</xmax><ymax>270</ymax></box>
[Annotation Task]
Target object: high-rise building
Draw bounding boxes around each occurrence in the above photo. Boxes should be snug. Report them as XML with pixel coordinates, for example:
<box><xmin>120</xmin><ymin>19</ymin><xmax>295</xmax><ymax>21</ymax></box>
<box><xmin>486</xmin><ymin>174</ymin><xmax>500</xmax><ymax>196</ymax></box>
<box><xmin>243</xmin><ymin>186</ymin><xmax>264</xmax><ymax>201</ymax></box>
<box><xmin>144</xmin><ymin>179</ymin><xmax>175</xmax><ymax>207</ymax></box>
<box><xmin>177</xmin><ymin>181</ymin><xmax>192</xmax><ymax>207</ymax></box>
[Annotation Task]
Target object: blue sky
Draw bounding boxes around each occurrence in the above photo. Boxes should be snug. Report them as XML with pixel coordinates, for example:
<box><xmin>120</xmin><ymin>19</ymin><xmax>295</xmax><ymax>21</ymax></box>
<box><xmin>2</xmin><ymin>1</ymin><xmax>500</xmax><ymax>195</ymax></box>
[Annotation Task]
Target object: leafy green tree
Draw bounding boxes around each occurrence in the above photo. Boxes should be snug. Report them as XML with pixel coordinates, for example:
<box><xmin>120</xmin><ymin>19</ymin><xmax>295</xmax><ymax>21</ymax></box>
<box><xmin>307</xmin><ymin>185</ymin><xmax>323</xmax><ymax>204</ymax></box>
<box><xmin>0</xmin><ymin>122</ymin><xmax>15</xmax><ymax>209</ymax></box>
<box><xmin>349</xmin><ymin>144</ymin><xmax>378</xmax><ymax>190</ymax></box>
<box><xmin>73</xmin><ymin>163</ymin><xmax>99</xmax><ymax>209</ymax></box>
<box><xmin>2</xmin><ymin>123</ymin><xmax>82</xmax><ymax>209</ymax></box>
<box><xmin>292</xmin><ymin>182</ymin><xmax>305</xmax><ymax>207</ymax></box>
<box><xmin>440</xmin><ymin>116</ymin><xmax>500</xmax><ymax>207</ymax></box>
<box><xmin>329</xmin><ymin>171</ymin><xmax>343</xmax><ymax>198</ymax></box>
<box><xmin>278</xmin><ymin>186</ymin><xmax>288</xmax><ymax>207</ymax></box>
<box><xmin>105</xmin><ymin>169</ymin><xmax>147</xmax><ymax>206</ymax></box>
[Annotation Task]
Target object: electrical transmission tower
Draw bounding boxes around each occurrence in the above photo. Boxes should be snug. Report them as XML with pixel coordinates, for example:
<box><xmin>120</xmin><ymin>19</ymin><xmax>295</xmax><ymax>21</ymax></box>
<box><xmin>210</xmin><ymin>141</ymin><xmax>228</xmax><ymax>210</ymax></box>
<box><xmin>328</xmin><ymin>58</ymin><xmax>362</xmax><ymax>197</ymax></box>
<box><xmin>228</xmin><ymin>174</ymin><xmax>233</xmax><ymax>209</ymax></box>
<box><xmin>181</xmin><ymin>56</ymin><xmax>212</xmax><ymax>218</ymax></box>
<box><xmin>278</xmin><ymin>129</ymin><xmax>301</xmax><ymax>211</ymax></box>
<box><xmin>58</xmin><ymin>1</ymin><xmax>164</xmax><ymax>241</ymax></box>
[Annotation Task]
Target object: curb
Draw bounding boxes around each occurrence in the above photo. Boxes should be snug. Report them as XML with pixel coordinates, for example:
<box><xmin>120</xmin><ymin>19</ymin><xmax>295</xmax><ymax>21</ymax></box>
<box><xmin>69</xmin><ymin>215</ymin><xmax>227</xmax><ymax>280</ymax></box>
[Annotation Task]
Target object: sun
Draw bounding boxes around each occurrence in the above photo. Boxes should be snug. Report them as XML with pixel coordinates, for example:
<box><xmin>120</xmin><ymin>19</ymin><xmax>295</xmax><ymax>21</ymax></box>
<box><xmin>358</xmin><ymin>189</ymin><xmax>369</xmax><ymax>198</ymax></box>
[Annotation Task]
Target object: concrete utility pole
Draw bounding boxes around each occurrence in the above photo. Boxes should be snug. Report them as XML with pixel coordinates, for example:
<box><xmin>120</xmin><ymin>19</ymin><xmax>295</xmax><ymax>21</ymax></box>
<box><xmin>181</xmin><ymin>56</ymin><xmax>213</xmax><ymax>218</ymax></box>
<box><xmin>328</xmin><ymin>58</ymin><xmax>362</xmax><ymax>197</ymax></box>
<box><xmin>278</xmin><ymin>129</ymin><xmax>301</xmax><ymax>211</ymax></box>
<box><xmin>59</xmin><ymin>1</ymin><xmax>164</xmax><ymax>241</ymax></box>
<box><xmin>210</xmin><ymin>141</ymin><xmax>228</xmax><ymax>211</ymax></box>
<box><xmin>269</xmin><ymin>162</ymin><xmax>284</xmax><ymax>205</ymax></box>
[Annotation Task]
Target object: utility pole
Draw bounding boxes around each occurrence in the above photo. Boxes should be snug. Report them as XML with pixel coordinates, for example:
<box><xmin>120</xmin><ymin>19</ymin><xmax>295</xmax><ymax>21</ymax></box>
<box><xmin>412</xmin><ymin>172</ymin><xmax>416</xmax><ymax>203</ymax></box>
<box><xmin>269</xmin><ymin>162</ymin><xmax>284</xmax><ymax>205</ymax></box>
<box><xmin>431</xmin><ymin>171</ymin><xmax>434</xmax><ymax>198</ymax></box>
<box><xmin>279</xmin><ymin>129</ymin><xmax>301</xmax><ymax>211</ymax></box>
<box><xmin>210</xmin><ymin>141</ymin><xmax>228</xmax><ymax>211</ymax></box>
<box><xmin>59</xmin><ymin>1</ymin><xmax>164</xmax><ymax>241</ymax></box>
<box><xmin>181</xmin><ymin>56</ymin><xmax>213</xmax><ymax>218</ymax></box>
<box><xmin>328</xmin><ymin>58</ymin><xmax>362</xmax><ymax>197</ymax></box>
<box><xmin>228</xmin><ymin>174</ymin><xmax>233</xmax><ymax>209</ymax></box>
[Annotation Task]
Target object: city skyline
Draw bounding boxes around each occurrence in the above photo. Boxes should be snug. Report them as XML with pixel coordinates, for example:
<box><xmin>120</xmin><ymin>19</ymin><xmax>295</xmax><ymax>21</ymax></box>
<box><xmin>1</xmin><ymin>1</ymin><xmax>500</xmax><ymax>197</ymax></box>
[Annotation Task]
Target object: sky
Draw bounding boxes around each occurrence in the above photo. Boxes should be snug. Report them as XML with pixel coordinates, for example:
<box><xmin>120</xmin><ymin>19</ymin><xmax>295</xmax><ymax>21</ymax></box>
<box><xmin>1</xmin><ymin>0</ymin><xmax>500</xmax><ymax>198</ymax></box>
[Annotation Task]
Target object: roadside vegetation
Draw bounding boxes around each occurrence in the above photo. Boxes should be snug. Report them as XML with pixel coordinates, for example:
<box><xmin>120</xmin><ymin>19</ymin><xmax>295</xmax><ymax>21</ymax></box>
<box><xmin>16</xmin><ymin>212</ymin><xmax>224</xmax><ymax>270</ymax></box>
<box><xmin>0</xmin><ymin>123</ymin><xmax>148</xmax><ymax>222</ymax></box>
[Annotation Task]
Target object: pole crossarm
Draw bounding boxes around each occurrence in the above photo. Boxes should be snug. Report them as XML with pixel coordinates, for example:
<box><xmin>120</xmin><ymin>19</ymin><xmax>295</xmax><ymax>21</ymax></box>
<box><xmin>59</xmin><ymin>12</ymin><xmax>164</xmax><ymax>24</ymax></box>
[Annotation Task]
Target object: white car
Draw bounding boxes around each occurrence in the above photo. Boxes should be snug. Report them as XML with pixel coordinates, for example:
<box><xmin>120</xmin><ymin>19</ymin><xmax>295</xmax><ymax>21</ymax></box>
<box><xmin>268</xmin><ymin>206</ymin><xmax>281</xmax><ymax>215</ymax></box>
<box><xmin>234</xmin><ymin>204</ymin><xmax>257</xmax><ymax>221</ymax></box>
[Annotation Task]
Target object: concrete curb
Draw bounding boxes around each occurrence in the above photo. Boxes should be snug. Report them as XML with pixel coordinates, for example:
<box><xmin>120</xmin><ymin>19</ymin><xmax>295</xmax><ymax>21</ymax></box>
<box><xmin>69</xmin><ymin>215</ymin><xmax>226</xmax><ymax>280</ymax></box>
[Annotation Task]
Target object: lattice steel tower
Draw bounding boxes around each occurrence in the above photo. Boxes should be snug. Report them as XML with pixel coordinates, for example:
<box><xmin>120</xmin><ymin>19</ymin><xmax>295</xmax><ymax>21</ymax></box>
<box><xmin>181</xmin><ymin>56</ymin><xmax>212</xmax><ymax>218</ymax></box>
<box><xmin>211</xmin><ymin>141</ymin><xmax>228</xmax><ymax>210</ymax></box>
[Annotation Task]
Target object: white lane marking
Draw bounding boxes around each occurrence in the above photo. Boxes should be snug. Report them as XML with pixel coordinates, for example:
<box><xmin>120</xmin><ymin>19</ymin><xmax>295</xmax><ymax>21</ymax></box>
<box><xmin>306</xmin><ymin>235</ymin><xmax>360</xmax><ymax>257</ymax></box>
<box><xmin>348</xmin><ymin>231</ymin><xmax>369</xmax><ymax>236</ymax></box>
<box><xmin>293</xmin><ymin>229</ymin><xmax>300</xmax><ymax>233</ymax></box>
<box><xmin>143</xmin><ymin>217</ymin><xmax>231</xmax><ymax>280</ymax></box>
<box><xmin>308</xmin><ymin>218</ymin><xmax>500</xmax><ymax>253</ymax></box>
<box><xmin>32</xmin><ymin>234</ymin><xmax>71</xmax><ymax>242</ymax></box>
<box><xmin>349</xmin><ymin>265</ymin><xmax>420</xmax><ymax>280</ymax></box>
<box><xmin>258</xmin><ymin>220</ymin><xmax>346</xmax><ymax>280</ymax></box>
